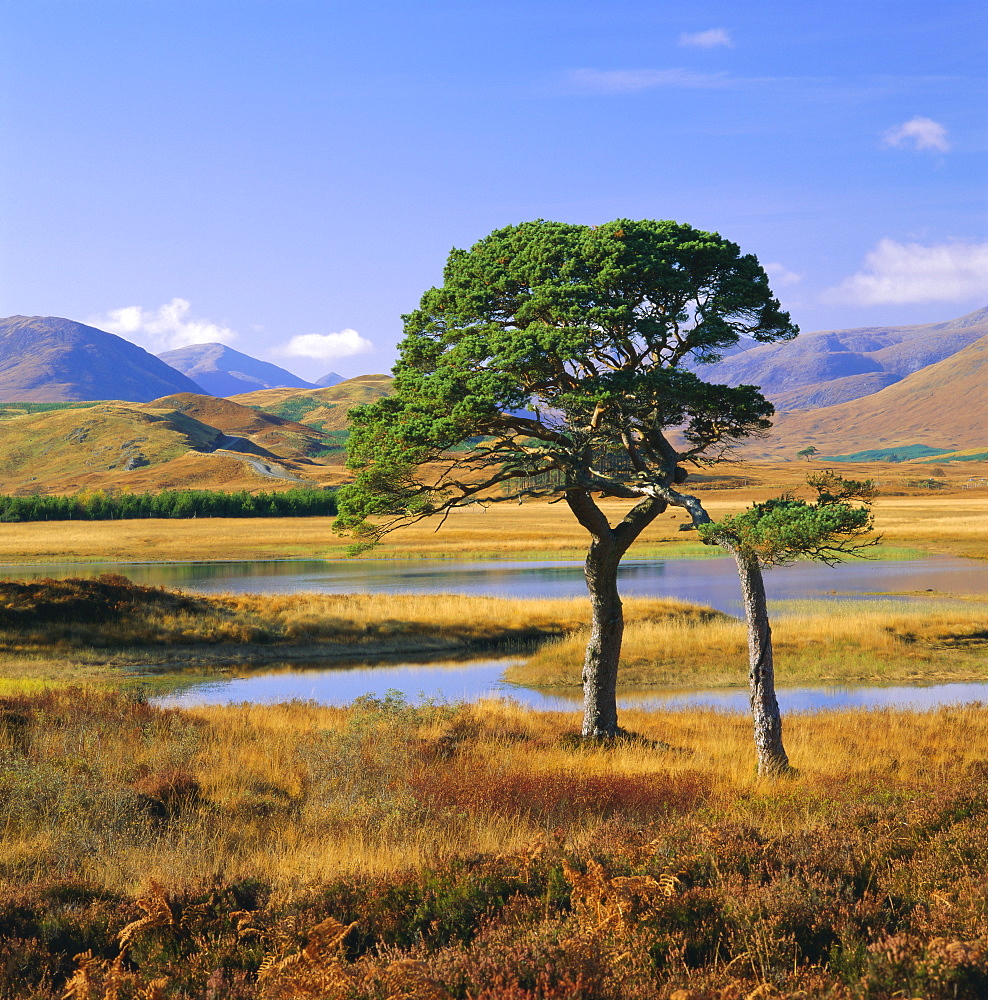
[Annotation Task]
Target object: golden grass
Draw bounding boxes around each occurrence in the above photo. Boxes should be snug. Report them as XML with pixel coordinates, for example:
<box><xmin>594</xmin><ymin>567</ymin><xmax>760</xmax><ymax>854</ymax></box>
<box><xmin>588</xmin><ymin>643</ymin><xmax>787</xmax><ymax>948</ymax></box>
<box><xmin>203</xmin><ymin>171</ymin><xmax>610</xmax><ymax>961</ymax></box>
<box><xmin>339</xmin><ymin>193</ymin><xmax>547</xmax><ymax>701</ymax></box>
<box><xmin>0</xmin><ymin>472</ymin><xmax>984</xmax><ymax>563</ymax></box>
<box><xmin>0</xmin><ymin>503</ymin><xmax>707</xmax><ymax>563</ymax></box>
<box><xmin>511</xmin><ymin>597</ymin><xmax>988</xmax><ymax>689</ymax></box>
<box><xmin>2</xmin><ymin>688</ymin><xmax>987</xmax><ymax>894</ymax></box>
<box><xmin>3</xmin><ymin>687</ymin><xmax>988</xmax><ymax>996</ymax></box>
<box><xmin>871</xmin><ymin>495</ymin><xmax>988</xmax><ymax>558</ymax></box>
<box><xmin>0</xmin><ymin>576</ymin><xmax>712</xmax><ymax>683</ymax></box>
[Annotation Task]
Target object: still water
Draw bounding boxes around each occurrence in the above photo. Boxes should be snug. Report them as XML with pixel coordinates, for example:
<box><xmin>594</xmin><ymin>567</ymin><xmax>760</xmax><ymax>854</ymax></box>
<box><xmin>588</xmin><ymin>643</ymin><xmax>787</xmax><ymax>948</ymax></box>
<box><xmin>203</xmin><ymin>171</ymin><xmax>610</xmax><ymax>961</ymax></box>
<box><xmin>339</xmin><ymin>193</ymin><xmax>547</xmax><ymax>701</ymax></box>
<box><xmin>6</xmin><ymin>554</ymin><xmax>986</xmax><ymax>712</ymax></box>
<box><xmin>154</xmin><ymin>655</ymin><xmax>988</xmax><ymax>714</ymax></box>
<box><xmin>2</xmin><ymin>554</ymin><xmax>986</xmax><ymax>616</ymax></box>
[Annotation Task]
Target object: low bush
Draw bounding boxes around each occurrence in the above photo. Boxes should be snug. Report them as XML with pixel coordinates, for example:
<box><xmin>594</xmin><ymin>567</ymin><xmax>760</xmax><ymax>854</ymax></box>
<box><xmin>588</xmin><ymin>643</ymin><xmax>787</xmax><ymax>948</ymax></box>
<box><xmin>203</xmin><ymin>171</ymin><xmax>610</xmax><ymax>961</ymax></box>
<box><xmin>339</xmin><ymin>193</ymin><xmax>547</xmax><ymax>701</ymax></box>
<box><xmin>0</xmin><ymin>690</ymin><xmax>984</xmax><ymax>995</ymax></box>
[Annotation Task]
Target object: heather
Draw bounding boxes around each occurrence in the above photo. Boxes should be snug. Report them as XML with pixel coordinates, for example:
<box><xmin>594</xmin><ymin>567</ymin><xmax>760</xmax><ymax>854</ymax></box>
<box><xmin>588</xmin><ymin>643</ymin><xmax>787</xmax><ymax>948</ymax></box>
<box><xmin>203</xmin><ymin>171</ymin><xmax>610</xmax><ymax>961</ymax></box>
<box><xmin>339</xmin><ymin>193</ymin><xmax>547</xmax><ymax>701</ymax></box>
<box><xmin>0</xmin><ymin>688</ymin><xmax>985</xmax><ymax>998</ymax></box>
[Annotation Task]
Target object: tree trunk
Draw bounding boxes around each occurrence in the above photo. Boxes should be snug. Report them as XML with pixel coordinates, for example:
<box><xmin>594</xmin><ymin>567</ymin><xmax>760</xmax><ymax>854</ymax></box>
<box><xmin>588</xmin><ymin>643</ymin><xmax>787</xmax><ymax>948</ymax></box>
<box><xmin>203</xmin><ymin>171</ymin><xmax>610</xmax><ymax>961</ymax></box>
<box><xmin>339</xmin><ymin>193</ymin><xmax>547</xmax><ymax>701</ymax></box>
<box><xmin>581</xmin><ymin>539</ymin><xmax>624</xmax><ymax>738</ymax></box>
<box><xmin>565</xmin><ymin>491</ymin><xmax>666</xmax><ymax>739</ymax></box>
<box><xmin>734</xmin><ymin>551</ymin><xmax>790</xmax><ymax>775</ymax></box>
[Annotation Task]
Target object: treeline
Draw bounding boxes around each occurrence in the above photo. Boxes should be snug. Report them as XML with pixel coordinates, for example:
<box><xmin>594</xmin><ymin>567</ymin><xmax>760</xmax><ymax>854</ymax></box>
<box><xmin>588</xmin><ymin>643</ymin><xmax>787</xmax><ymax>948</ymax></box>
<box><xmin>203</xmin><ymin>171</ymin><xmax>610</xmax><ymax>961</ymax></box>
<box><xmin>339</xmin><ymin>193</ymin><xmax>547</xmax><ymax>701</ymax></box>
<box><xmin>0</xmin><ymin>488</ymin><xmax>338</xmax><ymax>522</ymax></box>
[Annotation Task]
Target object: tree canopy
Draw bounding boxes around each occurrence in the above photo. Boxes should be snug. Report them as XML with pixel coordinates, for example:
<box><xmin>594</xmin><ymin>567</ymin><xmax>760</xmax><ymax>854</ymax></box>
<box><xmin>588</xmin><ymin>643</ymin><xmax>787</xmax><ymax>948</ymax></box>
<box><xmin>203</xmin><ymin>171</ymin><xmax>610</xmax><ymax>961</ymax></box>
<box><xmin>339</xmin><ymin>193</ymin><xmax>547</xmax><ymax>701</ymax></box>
<box><xmin>336</xmin><ymin>218</ymin><xmax>797</xmax><ymax>535</ymax></box>
<box><xmin>697</xmin><ymin>471</ymin><xmax>878</xmax><ymax>567</ymax></box>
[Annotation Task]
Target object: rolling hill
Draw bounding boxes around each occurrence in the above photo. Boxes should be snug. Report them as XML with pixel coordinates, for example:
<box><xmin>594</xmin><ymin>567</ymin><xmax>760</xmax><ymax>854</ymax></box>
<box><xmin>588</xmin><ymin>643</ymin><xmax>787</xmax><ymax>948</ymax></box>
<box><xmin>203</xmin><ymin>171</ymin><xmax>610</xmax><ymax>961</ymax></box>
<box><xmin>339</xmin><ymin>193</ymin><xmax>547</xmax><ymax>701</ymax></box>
<box><xmin>230</xmin><ymin>374</ymin><xmax>393</xmax><ymax>431</ymax></box>
<box><xmin>158</xmin><ymin>343</ymin><xmax>317</xmax><ymax>396</ymax></box>
<box><xmin>0</xmin><ymin>316</ymin><xmax>206</xmax><ymax>401</ymax></box>
<box><xmin>0</xmin><ymin>375</ymin><xmax>393</xmax><ymax>494</ymax></box>
<box><xmin>748</xmin><ymin>331</ymin><xmax>988</xmax><ymax>459</ymax></box>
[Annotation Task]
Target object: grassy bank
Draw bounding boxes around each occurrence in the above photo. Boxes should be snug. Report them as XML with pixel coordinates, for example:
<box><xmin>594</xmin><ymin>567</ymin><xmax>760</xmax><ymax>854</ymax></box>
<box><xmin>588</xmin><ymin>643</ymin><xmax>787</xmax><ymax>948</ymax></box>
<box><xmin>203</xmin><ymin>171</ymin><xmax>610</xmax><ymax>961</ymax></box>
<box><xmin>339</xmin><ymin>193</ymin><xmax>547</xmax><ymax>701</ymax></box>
<box><xmin>0</xmin><ymin>575</ymin><xmax>712</xmax><ymax>686</ymax></box>
<box><xmin>0</xmin><ymin>688</ymin><xmax>986</xmax><ymax>997</ymax></box>
<box><xmin>3</xmin><ymin>577</ymin><xmax>987</xmax><ymax>692</ymax></box>
<box><xmin>510</xmin><ymin>597</ymin><xmax>988</xmax><ymax>690</ymax></box>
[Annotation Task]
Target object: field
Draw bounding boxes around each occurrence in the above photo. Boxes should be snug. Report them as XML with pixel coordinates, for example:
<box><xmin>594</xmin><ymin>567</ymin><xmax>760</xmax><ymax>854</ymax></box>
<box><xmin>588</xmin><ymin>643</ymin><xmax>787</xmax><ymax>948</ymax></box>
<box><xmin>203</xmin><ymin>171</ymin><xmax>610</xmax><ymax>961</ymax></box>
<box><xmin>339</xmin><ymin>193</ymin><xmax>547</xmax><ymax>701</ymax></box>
<box><xmin>512</xmin><ymin>597</ymin><xmax>988</xmax><ymax>689</ymax></box>
<box><xmin>0</xmin><ymin>468</ymin><xmax>987</xmax><ymax>565</ymax></box>
<box><xmin>0</xmin><ymin>575</ymin><xmax>706</xmax><ymax>689</ymax></box>
<box><xmin>0</xmin><ymin>688</ymin><xmax>986</xmax><ymax>998</ymax></box>
<box><xmin>1</xmin><ymin>467</ymin><xmax>987</xmax><ymax>996</ymax></box>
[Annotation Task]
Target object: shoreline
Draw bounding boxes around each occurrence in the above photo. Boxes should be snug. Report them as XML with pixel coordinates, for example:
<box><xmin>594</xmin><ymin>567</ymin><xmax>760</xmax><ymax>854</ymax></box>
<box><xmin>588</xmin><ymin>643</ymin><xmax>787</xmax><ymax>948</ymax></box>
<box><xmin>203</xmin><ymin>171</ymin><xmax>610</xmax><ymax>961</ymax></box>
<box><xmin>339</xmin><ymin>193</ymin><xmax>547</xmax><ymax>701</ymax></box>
<box><xmin>0</xmin><ymin>542</ymin><xmax>944</xmax><ymax>569</ymax></box>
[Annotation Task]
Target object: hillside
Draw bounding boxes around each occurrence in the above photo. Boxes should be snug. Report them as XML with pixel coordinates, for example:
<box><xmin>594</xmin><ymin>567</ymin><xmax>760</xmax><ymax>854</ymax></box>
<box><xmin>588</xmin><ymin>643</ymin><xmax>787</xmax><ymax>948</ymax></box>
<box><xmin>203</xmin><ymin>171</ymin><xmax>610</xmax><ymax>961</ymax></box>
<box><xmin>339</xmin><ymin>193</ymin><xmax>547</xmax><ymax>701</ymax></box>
<box><xmin>230</xmin><ymin>373</ymin><xmax>393</xmax><ymax>431</ymax></box>
<box><xmin>0</xmin><ymin>316</ymin><xmax>206</xmax><ymax>402</ymax></box>
<box><xmin>701</xmin><ymin>305</ymin><xmax>988</xmax><ymax>411</ymax></box>
<box><xmin>157</xmin><ymin>343</ymin><xmax>316</xmax><ymax>396</ymax></box>
<box><xmin>0</xmin><ymin>394</ymin><xmax>347</xmax><ymax>494</ymax></box>
<box><xmin>748</xmin><ymin>331</ymin><xmax>988</xmax><ymax>459</ymax></box>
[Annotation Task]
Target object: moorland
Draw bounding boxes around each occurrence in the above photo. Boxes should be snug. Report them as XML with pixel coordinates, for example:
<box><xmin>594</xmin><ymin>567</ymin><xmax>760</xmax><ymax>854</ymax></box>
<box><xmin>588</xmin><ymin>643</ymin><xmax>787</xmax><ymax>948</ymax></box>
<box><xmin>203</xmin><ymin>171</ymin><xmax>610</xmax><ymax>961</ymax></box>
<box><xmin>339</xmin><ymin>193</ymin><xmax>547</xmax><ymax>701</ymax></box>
<box><xmin>0</xmin><ymin>469</ymin><xmax>984</xmax><ymax>995</ymax></box>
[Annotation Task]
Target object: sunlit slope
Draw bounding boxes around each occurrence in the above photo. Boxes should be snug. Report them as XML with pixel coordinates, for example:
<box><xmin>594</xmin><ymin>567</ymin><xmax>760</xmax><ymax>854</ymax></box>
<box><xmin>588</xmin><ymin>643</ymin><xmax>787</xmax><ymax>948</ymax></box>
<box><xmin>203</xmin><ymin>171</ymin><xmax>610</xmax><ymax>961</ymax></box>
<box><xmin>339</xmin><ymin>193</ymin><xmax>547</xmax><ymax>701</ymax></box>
<box><xmin>0</xmin><ymin>394</ymin><xmax>348</xmax><ymax>493</ymax></box>
<box><xmin>230</xmin><ymin>374</ymin><xmax>393</xmax><ymax>431</ymax></box>
<box><xmin>150</xmin><ymin>393</ymin><xmax>329</xmax><ymax>456</ymax></box>
<box><xmin>748</xmin><ymin>332</ymin><xmax>988</xmax><ymax>459</ymax></box>
<box><xmin>701</xmin><ymin>305</ymin><xmax>988</xmax><ymax>412</ymax></box>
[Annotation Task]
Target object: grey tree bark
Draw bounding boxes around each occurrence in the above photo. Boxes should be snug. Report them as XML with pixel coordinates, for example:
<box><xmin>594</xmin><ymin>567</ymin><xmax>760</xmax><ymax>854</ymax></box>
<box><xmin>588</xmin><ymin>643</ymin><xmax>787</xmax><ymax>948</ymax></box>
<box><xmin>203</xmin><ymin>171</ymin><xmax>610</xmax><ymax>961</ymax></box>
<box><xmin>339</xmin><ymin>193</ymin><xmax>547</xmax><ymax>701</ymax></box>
<box><xmin>663</xmin><ymin>487</ymin><xmax>791</xmax><ymax>775</ymax></box>
<box><xmin>565</xmin><ymin>491</ymin><xmax>666</xmax><ymax>738</ymax></box>
<box><xmin>734</xmin><ymin>551</ymin><xmax>790</xmax><ymax>775</ymax></box>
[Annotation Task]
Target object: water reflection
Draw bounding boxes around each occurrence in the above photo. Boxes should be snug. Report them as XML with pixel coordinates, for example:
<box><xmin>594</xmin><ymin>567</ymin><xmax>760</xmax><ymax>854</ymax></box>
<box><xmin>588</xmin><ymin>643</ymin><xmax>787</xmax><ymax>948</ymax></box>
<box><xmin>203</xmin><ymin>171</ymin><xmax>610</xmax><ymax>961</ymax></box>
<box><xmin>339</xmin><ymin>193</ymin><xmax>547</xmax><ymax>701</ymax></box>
<box><xmin>2</xmin><ymin>555</ymin><xmax>986</xmax><ymax>617</ymax></box>
<box><xmin>153</xmin><ymin>656</ymin><xmax>988</xmax><ymax>715</ymax></box>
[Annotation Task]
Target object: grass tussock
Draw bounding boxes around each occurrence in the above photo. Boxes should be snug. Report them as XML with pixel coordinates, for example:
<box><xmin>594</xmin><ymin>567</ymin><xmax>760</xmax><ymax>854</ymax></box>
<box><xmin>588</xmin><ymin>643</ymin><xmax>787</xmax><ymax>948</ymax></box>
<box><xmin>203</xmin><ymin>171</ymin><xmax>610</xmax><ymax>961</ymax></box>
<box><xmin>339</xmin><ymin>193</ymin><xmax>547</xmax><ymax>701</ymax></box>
<box><xmin>0</xmin><ymin>574</ymin><xmax>711</xmax><ymax>672</ymax></box>
<box><xmin>512</xmin><ymin>597</ymin><xmax>988</xmax><ymax>689</ymax></box>
<box><xmin>0</xmin><ymin>689</ymin><xmax>986</xmax><ymax>996</ymax></box>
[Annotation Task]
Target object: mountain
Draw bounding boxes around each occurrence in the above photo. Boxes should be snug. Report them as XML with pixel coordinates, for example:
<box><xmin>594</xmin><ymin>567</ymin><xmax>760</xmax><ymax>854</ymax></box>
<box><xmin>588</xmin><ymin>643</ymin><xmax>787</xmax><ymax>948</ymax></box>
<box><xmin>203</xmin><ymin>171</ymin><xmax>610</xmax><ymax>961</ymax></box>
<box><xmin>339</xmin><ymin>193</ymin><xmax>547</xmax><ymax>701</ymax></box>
<box><xmin>0</xmin><ymin>374</ymin><xmax>394</xmax><ymax>493</ymax></box>
<box><xmin>747</xmin><ymin>331</ymin><xmax>988</xmax><ymax>459</ymax></box>
<box><xmin>700</xmin><ymin>306</ymin><xmax>988</xmax><ymax>411</ymax></box>
<box><xmin>157</xmin><ymin>342</ymin><xmax>316</xmax><ymax>396</ymax></box>
<box><xmin>314</xmin><ymin>372</ymin><xmax>344</xmax><ymax>387</ymax></box>
<box><xmin>0</xmin><ymin>316</ymin><xmax>206</xmax><ymax>402</ymax></box>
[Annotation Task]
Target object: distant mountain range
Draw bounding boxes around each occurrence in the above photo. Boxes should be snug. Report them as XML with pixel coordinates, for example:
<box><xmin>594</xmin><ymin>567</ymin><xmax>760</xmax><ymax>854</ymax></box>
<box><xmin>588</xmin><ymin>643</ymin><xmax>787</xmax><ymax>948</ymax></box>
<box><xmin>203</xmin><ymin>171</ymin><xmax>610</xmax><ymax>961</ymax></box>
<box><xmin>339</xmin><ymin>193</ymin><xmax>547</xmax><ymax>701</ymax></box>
<box><xmin>746</xmin><ymin>325</ymin><xmax>988</xmax><ymax>460</ymax></box>
<box><xmin>157</xmin><ymin>343</ymin><xmax>316</xmax><ymax>395</ymax></box>
<box><xmin>1</xmin><ymin>307</ymin><xmax>984</xmax><ymax>484</ymax></box>
<box><xmin>0</xmin><ymin>317</ymin><xmax>344</xmax><ymax>402</ymax></box>
<box><xmin>158</xmin><ymin>342</ymin><xmax>343</xmax><ymax>395</ymax></box>
<box><xmin>0</xmin><ymin>316</ymin><xmax>205</xmax><ymax>402</ymax></box>
<box><xmin>702</xmin><ymin>306</ymin><xmax>988</xmax><ymax>411</ymax></box>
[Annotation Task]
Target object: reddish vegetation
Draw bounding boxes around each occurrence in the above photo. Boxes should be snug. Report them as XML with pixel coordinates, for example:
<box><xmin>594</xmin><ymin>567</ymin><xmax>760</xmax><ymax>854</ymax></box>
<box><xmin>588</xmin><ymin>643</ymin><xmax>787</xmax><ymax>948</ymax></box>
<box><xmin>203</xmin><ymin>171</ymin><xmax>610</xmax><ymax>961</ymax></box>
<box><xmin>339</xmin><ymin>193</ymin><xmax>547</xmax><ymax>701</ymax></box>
<box><xmin>0</xmin><ymin>689</ymin><xmax>984</xmax><ymax>997</ymax></box>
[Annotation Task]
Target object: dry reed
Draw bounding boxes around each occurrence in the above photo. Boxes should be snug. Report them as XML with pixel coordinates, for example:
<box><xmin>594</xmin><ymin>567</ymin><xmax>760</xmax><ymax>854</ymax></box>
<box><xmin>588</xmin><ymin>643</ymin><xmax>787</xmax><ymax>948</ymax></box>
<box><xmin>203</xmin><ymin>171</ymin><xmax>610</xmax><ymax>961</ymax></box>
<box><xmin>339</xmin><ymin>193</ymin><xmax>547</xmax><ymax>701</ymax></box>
<box><xmin>513</xmin><ymin>597</ymin><xmax>988</xmax><ymax>688</ymax></box>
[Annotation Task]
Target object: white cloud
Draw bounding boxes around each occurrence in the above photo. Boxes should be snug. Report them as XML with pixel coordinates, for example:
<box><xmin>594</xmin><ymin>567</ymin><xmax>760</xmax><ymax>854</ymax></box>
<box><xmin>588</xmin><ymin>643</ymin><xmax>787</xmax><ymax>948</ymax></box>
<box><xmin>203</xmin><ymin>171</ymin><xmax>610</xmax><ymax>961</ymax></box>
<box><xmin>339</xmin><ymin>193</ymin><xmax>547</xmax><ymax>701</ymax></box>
<box><xmin>764</xmin><ymin>262</ymin><xmax>804</xmax><ymax>287</ymax></box>
<box><xmin>827</xmin><ymin>239</ymin><xmax>988</xmax><ymax>305</ymax></box>
<box><xmin>281</xmin><ymin>329</ymin><xmax>373</xmax><ymax>361</ymax></box>
<box><xmin>566</xmin><ymin>67</ymin><xmax>729</xmax><ymax>93</ymax></box>
<box><xmin>882</xmin><ymin>116</ymin><xmax>950</xmax><ymax>153</ymax></box>
<box><xmin>678</xmin><ymin>28</ymin><xmax>733</xmax><ymax>49</ymax></box>
<box><xmin>90</xmin><ymin>298</ymin><xmax>238</xmax><ymax>351</ymax></box>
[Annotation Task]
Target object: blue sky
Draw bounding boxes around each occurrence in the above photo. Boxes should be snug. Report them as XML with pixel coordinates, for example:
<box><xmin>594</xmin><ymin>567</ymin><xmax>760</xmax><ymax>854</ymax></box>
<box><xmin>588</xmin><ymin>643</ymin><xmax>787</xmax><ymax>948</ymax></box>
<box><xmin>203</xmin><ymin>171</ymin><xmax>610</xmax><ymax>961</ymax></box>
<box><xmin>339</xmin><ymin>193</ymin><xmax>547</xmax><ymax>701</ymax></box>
<box><xmin>1</xmin><ymin>0</ymin><xmax>985</xmax><ymax>380</ymax></box>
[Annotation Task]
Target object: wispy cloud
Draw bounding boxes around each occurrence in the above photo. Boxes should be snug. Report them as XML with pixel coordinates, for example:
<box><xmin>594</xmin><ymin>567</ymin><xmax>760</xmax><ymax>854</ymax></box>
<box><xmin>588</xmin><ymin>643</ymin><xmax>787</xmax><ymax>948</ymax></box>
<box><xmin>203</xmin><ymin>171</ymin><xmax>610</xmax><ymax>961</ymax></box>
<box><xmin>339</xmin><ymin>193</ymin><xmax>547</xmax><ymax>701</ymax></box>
<box><xmin>678</xmin><ymin>28</ymin><xmax>733</xmax><ymax>49</ymax></box>
<box><xmin>280</xmin><ymin>329</ymin><xmax>373</xmax><ymax>361</ymax></box>
<box><xmin>826</xmin><ymin>239</ymin><xmax>988</xmax><ymax>305</ymax></box>
<box><xmin>764</xmin><ymin>262</ymin><xmax>804</xmax><ymax>287</ymax></box>
<box><xmin>882</xmin><ymin>116</ymin><xmax>950</xmax><ymax>153</ymax></box>
<box><xmin>90</xmin><ymin>298</ymin><xmax>237</xmax><ymax>351</ymax></box>
<box><xmin>565</xmin><ymin>67</ymin><xmax>730</xmax><ymax>93</ymax></box>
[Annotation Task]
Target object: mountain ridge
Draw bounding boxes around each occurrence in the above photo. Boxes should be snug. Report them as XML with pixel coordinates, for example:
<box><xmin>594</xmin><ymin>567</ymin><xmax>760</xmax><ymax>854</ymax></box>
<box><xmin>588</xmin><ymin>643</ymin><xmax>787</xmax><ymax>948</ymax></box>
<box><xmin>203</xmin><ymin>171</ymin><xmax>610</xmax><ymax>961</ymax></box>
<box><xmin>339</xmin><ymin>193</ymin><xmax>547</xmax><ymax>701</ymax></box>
<box><xmin>158</xmin><ymin>342</ymin><xmax>318</xmax><ymax>396</ymax></box>
<box><xmin>0</xmin><ymin>316</ymin><xmax>206</xmax><ymax>402</ymax></box>
<box><xmin>701</xmin><ymin>305</ymin><xmax>988</xmax><ymax>411</ymax></box>
<box><xmin>749</xmin><ymin>330</ymin><xmax>988</xmax><ymax>459</ymax></box>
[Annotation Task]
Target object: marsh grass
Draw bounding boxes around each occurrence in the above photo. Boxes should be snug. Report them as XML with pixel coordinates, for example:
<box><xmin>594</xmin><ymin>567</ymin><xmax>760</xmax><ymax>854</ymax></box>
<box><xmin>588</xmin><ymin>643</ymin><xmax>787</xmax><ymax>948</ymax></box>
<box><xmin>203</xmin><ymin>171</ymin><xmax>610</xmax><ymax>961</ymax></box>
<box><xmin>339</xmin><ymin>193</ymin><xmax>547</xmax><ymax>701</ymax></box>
<box><xmin>0</xmin><ymin>575</ymin><xmax>714</xmax><ymax>682</ymax></box>
<box><xmin>512</xmin><ymin>597</ymin><xmax>988</xmax><ymax>689</ymax></box>
<box><xmin>1</xmin><ymin>689</ymin><xmax>988</xmax><ymax>996</ymax></box>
